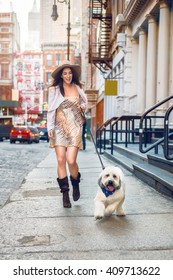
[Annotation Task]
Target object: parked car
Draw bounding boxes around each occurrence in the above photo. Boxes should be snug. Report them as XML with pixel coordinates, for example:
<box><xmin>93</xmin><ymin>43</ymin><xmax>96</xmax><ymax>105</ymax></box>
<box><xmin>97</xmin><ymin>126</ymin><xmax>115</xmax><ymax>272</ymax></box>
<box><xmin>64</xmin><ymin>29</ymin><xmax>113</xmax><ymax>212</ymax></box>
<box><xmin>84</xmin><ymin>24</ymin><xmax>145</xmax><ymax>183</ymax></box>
<box><xmin>37</xmin><ymin>127</ymin><xmax>49</xmax><ymax>142</ymax></box>
<box><xmin>0</xmin><ymin>116</ymin><xmax>14</xmax><ymax>141</ymax></box>
<box><xmin>10</xmin><ymin>126</ymin><xmax>38</xmax><ymax>144</ymax></box>
<box><xmin>29</xmin><ymin>126</ymin><xmax>39</xmax><ymax>143</ymax></box>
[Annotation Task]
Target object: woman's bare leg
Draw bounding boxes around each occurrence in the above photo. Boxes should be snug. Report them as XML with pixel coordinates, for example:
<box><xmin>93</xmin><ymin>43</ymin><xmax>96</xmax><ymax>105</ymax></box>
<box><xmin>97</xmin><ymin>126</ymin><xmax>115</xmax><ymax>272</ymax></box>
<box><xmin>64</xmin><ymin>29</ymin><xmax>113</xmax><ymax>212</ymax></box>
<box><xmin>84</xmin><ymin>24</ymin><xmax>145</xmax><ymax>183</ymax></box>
<box><xmin>55</xmin><ymin>146</ymin><xmax>67</xmax><ymax>178</ymax></box>
<box><xmin>66</xmin><ymin>146</ymin><xmax>79</xmax><ymax>178</ymax></box>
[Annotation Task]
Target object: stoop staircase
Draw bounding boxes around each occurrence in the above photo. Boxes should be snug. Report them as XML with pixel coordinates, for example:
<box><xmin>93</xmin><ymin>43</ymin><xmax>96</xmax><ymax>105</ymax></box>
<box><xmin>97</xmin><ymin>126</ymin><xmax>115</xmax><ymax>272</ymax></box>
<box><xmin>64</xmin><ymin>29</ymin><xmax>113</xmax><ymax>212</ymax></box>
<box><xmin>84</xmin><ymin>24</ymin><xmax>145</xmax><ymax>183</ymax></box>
<box><xmin>104</xmin><ymin>144</ymin><xmax>173</xmax><ymax>198</ymax></box>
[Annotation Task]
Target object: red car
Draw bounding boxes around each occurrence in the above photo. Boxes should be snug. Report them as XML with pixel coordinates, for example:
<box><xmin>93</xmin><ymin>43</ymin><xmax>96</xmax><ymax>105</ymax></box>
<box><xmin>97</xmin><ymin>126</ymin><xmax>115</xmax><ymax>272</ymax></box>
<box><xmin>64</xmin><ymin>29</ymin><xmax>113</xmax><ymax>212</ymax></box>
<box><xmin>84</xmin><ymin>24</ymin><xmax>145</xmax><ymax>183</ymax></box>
<box><xmin>10</xmin><ymin>126</ymin><xmax>39</xmax><ymax>144</ymax></box>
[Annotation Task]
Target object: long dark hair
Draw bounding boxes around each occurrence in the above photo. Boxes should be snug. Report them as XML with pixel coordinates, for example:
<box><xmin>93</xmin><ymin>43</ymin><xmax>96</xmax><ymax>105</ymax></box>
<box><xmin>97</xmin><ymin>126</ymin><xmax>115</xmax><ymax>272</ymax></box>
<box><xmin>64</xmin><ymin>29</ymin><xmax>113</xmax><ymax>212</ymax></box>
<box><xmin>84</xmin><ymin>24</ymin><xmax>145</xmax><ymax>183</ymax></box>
<box><xmin>49</xmin><ymin>67</ymin><xmax>82</xmax><ymax>96</ymax></box>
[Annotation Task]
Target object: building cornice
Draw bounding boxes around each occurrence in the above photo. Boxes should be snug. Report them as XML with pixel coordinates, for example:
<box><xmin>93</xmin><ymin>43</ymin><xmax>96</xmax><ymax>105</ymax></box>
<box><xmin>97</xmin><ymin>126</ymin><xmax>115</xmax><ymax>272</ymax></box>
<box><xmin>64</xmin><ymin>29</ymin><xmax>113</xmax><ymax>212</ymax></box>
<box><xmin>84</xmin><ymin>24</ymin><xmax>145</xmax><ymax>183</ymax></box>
<box><xmin>123</xmin><ymin>0</ymin><xmax>150</xmax><ymax>25</ymax></box>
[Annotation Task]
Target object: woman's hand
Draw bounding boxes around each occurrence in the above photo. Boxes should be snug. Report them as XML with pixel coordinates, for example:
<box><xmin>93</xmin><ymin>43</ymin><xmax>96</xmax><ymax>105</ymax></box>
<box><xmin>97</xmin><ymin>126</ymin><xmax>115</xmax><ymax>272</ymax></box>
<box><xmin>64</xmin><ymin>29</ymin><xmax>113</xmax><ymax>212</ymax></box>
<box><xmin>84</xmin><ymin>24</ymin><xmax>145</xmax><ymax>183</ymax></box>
<box><xmin>48</xmin><ymin>130</ymin><xmax>54</xmax><ymax>139</ymax></box>
<box><xmin>80</xmin><ymin>103</ymin><xmax>86</xmax><ymax>112</ymax></box>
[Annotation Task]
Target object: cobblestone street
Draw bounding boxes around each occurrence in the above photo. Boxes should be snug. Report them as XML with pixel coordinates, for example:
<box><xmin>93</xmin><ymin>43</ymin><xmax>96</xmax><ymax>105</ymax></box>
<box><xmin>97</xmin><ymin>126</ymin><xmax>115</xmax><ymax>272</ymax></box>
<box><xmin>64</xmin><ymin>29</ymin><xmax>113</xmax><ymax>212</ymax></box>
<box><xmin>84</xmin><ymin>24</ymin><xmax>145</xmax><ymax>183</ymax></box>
<box><xmin>0</xmin><ymin>141</ymin><xmax>50</xmax><ymax>207</ymax></box>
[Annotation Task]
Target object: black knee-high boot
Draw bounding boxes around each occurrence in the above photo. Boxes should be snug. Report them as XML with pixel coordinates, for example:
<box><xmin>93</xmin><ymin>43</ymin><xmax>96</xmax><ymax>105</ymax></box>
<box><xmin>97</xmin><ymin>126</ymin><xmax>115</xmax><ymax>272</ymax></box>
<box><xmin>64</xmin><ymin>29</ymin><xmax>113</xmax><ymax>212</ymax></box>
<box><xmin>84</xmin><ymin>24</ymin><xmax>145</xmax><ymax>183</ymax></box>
<box><xmin>57</xmin><ymin>176</ymin><xmax>71</xmax><ymax>208</ymax></box>
<box><xmin>70</xmin><ymin>172</ymin><xmax>81</xmax><ymax>201</ymax></box>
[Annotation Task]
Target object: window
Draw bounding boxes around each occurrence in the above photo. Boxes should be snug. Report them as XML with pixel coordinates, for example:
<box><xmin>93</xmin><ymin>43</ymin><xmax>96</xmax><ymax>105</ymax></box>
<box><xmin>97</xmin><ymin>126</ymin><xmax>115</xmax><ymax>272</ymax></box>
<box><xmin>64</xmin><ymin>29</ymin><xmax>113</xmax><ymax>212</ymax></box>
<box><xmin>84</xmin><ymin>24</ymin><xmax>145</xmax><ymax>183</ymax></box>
<box><xmin>0</xmin><ymin>63</ymin><xmax>9</xmax><ymax>79</ymax></box>
<box><xmin>1</xmin><ymin>27</ymin><xmax>9</xmax><ymax>32</ymax></box>
<box><xmin>55</xmin><ymin>53</ymin><xmax>61</xmax><ymax>66</ymax></box>
<box><xmin>16</xmin><ymin>61</ymin><xmax>23</xmax><ymax>71</ymax></box>
<box><xmin>46</xmin><ymin>54</ymin><xmax>52</xmax><ymax>66</ymax></box>
<box><xmin>46</xmin><ymin>72</ymin><xmax>51</xmax><ymax>84</ymax></box>
<box><xmin>0</xmin><ymin>43</ymin><xmax>9</xmax><ymax>53</ymax></box>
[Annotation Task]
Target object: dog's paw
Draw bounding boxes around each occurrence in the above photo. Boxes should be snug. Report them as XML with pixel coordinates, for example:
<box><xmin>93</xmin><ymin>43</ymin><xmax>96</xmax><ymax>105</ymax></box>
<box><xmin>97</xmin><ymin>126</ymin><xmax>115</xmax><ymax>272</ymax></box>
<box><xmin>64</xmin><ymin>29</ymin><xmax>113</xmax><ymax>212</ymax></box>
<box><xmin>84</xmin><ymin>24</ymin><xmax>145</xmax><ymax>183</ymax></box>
<box><xmin>116</xmin><ymin>210</ymin><xmax>125</xmax><ymax>216</ymax></box>
<box><xmin>94</xmin><ymin>215</ymin><xmax>103</xmax><ymax>220</ymax></box>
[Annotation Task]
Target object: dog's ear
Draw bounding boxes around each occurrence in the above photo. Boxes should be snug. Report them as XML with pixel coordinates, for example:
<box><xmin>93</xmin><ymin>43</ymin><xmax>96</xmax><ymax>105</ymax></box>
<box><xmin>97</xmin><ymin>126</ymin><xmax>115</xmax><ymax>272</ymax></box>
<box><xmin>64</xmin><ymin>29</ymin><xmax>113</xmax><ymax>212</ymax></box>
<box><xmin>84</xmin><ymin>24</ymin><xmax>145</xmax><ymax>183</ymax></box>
<box><xmin>119</xmin><ymin>178</ymin><xmax>121</xmax><ymax>187</ymax></box>
<box><xmin>98</xmin><ymin>174</ymin><xmax>102</xmax><ymax>187</ymax></box>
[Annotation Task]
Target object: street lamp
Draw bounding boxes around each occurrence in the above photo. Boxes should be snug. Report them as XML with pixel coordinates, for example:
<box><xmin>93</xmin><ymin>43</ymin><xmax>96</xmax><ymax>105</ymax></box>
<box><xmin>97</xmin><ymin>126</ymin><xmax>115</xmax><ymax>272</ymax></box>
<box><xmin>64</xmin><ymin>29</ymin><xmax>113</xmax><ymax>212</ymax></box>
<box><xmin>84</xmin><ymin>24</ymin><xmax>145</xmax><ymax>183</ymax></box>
<box><xmin>51</xmin><ymin>0</ymin><xmax>71</xmax><ymax>60</ymax></box>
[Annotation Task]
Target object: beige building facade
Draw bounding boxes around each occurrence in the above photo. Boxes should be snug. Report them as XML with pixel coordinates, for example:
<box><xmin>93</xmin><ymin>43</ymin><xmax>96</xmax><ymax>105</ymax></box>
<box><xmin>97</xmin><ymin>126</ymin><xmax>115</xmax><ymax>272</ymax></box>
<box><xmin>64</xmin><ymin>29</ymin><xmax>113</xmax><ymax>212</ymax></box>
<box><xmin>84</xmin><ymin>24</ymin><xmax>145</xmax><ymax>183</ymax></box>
<box><xmin>86</xmin><ymin>0</ymin><xmax>173</xmax><ymax>131</ymax></box>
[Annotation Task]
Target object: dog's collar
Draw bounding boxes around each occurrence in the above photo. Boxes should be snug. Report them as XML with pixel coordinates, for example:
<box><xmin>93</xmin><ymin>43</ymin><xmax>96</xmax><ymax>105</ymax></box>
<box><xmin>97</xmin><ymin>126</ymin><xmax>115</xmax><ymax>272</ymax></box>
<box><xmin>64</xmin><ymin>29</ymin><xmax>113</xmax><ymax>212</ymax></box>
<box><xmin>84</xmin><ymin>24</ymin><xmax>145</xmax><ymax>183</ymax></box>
<box><xmin>101</xmin><ymin>185</ymin><xmax>120</xmax><ymax>197</ymax></box>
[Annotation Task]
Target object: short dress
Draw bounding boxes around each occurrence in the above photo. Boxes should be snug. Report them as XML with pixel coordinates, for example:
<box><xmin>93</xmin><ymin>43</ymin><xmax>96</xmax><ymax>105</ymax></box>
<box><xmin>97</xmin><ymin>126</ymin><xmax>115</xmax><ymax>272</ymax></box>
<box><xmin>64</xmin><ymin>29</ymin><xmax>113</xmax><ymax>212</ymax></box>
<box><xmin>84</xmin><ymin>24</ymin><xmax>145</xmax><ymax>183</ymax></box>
<box><xmin>52</xmin><ymin>96</ymin><xmax>84</xmax><ymax>149</ymax></box>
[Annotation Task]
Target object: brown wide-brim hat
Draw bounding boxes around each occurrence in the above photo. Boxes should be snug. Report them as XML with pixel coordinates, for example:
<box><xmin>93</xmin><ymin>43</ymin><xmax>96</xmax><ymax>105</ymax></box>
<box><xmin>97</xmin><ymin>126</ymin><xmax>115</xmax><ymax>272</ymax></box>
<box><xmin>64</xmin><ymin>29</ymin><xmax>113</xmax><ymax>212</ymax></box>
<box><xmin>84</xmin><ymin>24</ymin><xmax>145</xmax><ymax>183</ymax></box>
<box><xmin>51</xmin><ymin>60</ymin><xmax>81</xmax><ymax>79</ymax></box>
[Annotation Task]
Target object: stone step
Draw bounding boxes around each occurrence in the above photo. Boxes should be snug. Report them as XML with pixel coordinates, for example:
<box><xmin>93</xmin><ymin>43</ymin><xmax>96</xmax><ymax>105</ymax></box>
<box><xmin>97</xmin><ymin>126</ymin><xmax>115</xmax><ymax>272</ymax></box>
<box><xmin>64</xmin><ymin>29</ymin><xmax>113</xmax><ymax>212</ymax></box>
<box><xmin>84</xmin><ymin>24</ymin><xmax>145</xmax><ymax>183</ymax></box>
<box><xmin>103</xmin><ymin>145</ymin><xmax>173</xmax><ymax>198</ymax></box>
<box><xmin>133</xmin><ymin>163</ymin><xmax>173</xmax><ymax>198</ymax></box>
<box><xmin>147</xmin><ymin>154</ymin><xmax>173</xmax><ymax>173</ymax></box>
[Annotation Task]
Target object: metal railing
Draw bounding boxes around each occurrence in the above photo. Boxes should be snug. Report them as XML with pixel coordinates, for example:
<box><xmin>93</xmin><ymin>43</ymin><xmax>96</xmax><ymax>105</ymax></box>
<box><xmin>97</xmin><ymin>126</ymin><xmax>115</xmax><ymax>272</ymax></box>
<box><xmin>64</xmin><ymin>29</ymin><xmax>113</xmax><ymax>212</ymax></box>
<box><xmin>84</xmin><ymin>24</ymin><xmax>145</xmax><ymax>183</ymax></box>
<box><xmin>139</xmin><ymin>95</ymin><xmax>173</xmax><ymax>160</ymax></box>
<box><xmin>96</xmin><ymin>115</ymin><xmax>157</xmax><ymax>154</ymax></box>
<box><xmin>96</xmin><ymin>96</ymin><xmax>173</xmax><ymax>160</ymax></box>
<box><xmin>96</xmin><ymin>117</ymin><xmax>118</xmax><ymax>154</ymax></box>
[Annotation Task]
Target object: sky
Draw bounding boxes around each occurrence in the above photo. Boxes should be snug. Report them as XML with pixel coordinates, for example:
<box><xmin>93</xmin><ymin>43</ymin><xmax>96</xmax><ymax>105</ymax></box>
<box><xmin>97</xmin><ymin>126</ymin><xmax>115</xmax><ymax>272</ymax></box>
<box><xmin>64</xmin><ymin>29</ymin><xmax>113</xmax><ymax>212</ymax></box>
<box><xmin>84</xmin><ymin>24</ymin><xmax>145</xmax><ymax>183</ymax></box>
<box><xmin>0</xmin><ymin>0</ymin><xmax>40</xmax><ymax>50</ymax></box>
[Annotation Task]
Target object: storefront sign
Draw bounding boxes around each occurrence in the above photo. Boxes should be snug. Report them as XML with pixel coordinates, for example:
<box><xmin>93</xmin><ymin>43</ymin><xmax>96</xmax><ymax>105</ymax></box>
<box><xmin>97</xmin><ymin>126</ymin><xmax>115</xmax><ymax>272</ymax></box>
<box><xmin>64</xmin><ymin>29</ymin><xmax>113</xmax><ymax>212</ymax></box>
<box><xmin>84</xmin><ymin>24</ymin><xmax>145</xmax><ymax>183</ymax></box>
<box><xmin>104</xmin><ymin>80</ymin><xmax>118</xmax><ymax>96</ymax></box>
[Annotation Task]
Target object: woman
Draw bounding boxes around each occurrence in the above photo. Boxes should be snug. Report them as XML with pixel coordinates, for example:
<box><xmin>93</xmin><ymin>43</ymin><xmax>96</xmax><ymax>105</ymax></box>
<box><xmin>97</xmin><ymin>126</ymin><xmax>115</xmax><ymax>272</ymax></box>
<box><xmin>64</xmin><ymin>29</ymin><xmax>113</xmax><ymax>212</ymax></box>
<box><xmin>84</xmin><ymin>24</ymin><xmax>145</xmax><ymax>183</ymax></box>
<box><xmin>47</xmin><ymin>60</ymin><xmax>88</xmax><ymax>208</ymax></box>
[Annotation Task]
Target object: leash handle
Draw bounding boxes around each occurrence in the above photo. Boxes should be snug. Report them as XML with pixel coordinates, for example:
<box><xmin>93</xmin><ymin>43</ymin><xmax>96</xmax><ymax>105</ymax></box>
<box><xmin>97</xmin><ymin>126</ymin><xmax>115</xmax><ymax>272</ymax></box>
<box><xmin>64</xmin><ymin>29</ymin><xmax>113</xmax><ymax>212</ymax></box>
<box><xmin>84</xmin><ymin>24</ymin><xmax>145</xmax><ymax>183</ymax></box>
<box><xmin>90</xmin><ymin>129</ymin><xmax>105</xmax><ymax>170</ymax></box>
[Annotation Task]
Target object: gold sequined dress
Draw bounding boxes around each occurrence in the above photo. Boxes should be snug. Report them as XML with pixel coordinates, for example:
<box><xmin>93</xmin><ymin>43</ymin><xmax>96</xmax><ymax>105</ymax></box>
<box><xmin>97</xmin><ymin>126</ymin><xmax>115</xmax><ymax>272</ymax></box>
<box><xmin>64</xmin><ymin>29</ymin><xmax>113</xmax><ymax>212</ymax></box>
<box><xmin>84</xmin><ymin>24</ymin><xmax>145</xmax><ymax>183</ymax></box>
<box><xmin>53</xmin><ymin>96</ymin><xmax>84</xmax><ymax>149</ymax></box>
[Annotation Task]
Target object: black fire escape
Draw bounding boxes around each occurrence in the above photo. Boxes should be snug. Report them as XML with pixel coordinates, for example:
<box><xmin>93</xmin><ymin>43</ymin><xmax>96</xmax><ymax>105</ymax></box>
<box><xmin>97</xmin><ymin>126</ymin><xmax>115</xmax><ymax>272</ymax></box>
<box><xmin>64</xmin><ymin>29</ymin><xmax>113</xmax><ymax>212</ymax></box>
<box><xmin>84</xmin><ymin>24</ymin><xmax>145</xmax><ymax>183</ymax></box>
<box><xmin>88</xmin><ymin>0</ymin><xmax>112</xmax><ymax>73</ymax></box>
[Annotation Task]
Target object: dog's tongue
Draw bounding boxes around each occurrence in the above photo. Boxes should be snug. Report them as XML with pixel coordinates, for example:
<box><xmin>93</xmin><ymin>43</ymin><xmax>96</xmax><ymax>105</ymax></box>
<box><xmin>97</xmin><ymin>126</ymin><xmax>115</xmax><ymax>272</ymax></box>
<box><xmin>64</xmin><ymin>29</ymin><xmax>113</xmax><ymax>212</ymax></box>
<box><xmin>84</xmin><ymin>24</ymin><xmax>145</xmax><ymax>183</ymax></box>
<box><xmin>107</xmin><ymin>185</ymin><xmax>114</xmax><ymax>192</ymax></box>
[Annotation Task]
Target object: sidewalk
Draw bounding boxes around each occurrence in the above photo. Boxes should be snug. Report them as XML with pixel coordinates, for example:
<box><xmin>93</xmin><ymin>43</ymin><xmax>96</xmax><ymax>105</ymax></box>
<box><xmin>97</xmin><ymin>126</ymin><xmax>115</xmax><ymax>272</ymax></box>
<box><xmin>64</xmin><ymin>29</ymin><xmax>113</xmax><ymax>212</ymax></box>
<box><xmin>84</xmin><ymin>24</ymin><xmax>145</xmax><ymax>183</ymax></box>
<box><xmin>0</xmin><ymin>140</ymin><xmax>173</xmax><ymax>260</ymax></box>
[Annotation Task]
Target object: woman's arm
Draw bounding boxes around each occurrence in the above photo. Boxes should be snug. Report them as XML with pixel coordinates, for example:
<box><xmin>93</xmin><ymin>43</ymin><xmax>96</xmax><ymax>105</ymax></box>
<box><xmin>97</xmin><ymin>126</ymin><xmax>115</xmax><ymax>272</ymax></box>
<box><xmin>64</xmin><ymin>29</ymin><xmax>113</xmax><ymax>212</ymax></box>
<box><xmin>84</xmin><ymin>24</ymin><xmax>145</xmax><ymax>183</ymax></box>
<box><xmin>78</xmin><ymin>87</ymin><xmax>88</xmax><ymax>112</ymax></box>
<box><xmin>47</xmin><ymin>111</ymin><xmax>55</xmax><ymax>132</ymax></box>
<box><xmin>47</xmin><ymin>87</ymin><xmax>56</xmax><ymax>133</ymax></box>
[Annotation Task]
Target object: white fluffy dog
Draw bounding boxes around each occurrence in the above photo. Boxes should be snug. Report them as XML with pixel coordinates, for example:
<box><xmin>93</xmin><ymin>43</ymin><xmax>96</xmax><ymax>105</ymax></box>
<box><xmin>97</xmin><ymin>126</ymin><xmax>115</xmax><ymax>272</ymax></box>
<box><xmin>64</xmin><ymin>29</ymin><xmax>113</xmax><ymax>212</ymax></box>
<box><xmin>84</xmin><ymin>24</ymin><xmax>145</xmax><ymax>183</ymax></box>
<box><xmin>94</xmin><ymin>166</ymin><xmax>125</xmax><ymax>220</ymax></box>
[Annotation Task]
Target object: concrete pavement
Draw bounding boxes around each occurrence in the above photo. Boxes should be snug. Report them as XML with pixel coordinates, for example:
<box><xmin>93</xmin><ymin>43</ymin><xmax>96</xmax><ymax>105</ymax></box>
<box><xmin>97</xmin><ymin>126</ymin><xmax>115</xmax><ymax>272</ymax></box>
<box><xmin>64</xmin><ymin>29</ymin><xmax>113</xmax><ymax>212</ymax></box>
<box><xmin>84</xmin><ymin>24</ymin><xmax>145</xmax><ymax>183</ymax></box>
<box><xmin>0</xmin><ymin>140</ymin><xmax>173</xmax><ymax>260</ymax></box>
